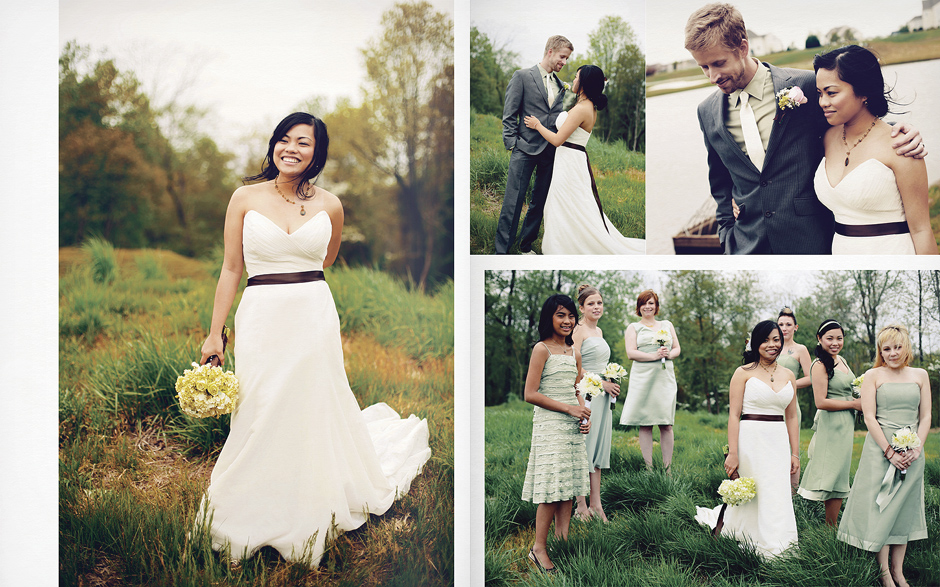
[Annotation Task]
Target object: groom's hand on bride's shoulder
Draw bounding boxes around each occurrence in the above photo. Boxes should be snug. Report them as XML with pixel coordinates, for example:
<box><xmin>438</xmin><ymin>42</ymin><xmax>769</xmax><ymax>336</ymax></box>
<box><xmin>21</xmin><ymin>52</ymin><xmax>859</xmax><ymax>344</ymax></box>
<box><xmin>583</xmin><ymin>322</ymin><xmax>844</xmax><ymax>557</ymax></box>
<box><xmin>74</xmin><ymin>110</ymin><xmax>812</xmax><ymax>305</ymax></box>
<box><xmin>891</xmin><ymin>123</ymin><xmax>927</xmax><ymax>158</ymax></box>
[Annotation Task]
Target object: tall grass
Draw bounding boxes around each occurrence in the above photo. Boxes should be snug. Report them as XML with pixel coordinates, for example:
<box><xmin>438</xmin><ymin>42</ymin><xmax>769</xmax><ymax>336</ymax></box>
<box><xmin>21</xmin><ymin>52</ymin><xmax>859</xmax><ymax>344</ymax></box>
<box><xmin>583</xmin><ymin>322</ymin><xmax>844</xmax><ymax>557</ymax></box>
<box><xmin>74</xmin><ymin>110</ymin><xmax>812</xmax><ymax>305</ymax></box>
<box><xmin>59</xmin><ymin>247</ymin><xmax>454</xmax><ymax>586</ymax></box>
<box><xmin>486</xmin><ymin>403</ymin><xmax>940</xmax><ymax>585</ymax></box>
<box><xmin>469</xmin><ymin>112</ymin><xmax>645</xmax><ymax>255</ymax></box>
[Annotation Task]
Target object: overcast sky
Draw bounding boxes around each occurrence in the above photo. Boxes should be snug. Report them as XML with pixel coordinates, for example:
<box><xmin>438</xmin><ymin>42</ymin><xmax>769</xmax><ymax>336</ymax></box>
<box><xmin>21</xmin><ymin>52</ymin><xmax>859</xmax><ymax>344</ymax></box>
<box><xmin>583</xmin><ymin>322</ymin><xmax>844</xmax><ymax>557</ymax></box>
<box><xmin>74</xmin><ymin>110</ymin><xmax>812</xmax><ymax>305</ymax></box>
<box><xmin>60</xmin><ymin>0</ymin><xmax>454</xmax><ymax>145</ymax></box>
<box><xmin>647</xmin><ymin>0</ymin><xmax>926</xmax><ymax>64</ymax></box>
<box><xmin>471</xmin><ymin>0</ymin><xmax>645</xmax><ymax>69</ymax></box>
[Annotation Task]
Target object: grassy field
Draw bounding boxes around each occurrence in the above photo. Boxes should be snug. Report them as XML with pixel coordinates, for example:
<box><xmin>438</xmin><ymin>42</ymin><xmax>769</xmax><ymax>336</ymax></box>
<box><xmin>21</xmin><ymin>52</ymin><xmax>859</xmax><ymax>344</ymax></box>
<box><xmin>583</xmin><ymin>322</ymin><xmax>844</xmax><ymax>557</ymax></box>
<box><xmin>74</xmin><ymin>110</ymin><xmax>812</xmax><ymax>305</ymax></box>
<box><xmin>485</xmin><ymin>400</ymin><xmax>940</xmax><ymax>586</ymax></box>
<box><xmin>648</xmin><ymin>30</ymin><xmax>940</xmax><ymax>98</ymax></box>
<box><xmin>59</xmin><ymin>240</ymin><xmax>454</xmax><ymax>586</ymax></box>
<box><xmin>470</xmin><ymin>112</ymin><xmax>645</xmax><ymax>255</ymax></box>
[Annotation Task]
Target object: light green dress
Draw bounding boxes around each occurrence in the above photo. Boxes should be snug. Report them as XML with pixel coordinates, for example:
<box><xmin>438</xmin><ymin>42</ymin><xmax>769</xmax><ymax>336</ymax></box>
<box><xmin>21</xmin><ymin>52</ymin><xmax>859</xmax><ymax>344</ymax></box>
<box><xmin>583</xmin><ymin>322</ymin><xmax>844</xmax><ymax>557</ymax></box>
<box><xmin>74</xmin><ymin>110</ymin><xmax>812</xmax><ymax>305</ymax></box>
<box><xmin>777</xmin><ymin>354</ymin><xmax>802</xmax><ymax>426</ymax></box>
<box><xmin>581</xmin><ymin>337</ymin><xmax>613</xmax><ymax>469</ymax></box>
<box><xmin>838</xmin><ymin>382</ymin><xmax>927</xmax><ymax>551</ymax></box>
<box><xmin>521</xmin><ymin>344</ymin><xmax>591</xmax><ymax>503</ymax></box>
<box><xmin>620</xmin><ymin>321</ymin><xmax>677</xmax><ymax>426</ymax></box>
<box><xmin>797</xmin><ymin>359</ymin><xmax>856</xmax><ymax>501</ymax></box>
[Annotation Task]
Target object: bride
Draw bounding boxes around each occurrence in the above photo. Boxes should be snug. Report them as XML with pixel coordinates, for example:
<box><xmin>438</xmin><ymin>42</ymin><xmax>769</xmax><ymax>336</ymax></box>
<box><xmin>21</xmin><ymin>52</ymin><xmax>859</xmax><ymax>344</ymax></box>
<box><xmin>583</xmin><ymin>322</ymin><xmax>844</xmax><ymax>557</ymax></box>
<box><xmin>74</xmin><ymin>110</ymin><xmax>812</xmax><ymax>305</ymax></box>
<box><xmin>523</xmin><ymin>65</ymin><xmax>645</xmax><ymax>255</ymax></box>
<box><xmin>197</xmin><ymin>112</ymin><xmax>431</xmax><ymax>566</ymax></box>
<box><xmin>813</xmin><ymin>45</ymin><xmax>937</xmax><ymax>255</ymax></box>
<box><xmin>695</xmin><ymin>321</ymin><xmax>799</xmax><ymax>558</ymax></box>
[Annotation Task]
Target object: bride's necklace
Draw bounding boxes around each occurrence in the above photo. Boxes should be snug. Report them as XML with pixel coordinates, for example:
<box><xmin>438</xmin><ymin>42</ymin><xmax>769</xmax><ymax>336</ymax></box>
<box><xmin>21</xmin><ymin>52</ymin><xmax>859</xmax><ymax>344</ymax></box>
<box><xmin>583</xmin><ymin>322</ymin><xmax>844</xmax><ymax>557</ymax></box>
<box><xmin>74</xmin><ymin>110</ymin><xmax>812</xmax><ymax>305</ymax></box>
<box><xmin>841</xmin><ymin>118</ymin><xmax>877</xmax><ymax>167</ymax></box>
<box><xmin>275</xmin><ymin>176</ymin><xmax>306</xmax><ymax>216</ymax></box>
<box><xmin>758</xmin><ymin>360</ymin><xmax>778</xmax><ymax>382</ymax></box>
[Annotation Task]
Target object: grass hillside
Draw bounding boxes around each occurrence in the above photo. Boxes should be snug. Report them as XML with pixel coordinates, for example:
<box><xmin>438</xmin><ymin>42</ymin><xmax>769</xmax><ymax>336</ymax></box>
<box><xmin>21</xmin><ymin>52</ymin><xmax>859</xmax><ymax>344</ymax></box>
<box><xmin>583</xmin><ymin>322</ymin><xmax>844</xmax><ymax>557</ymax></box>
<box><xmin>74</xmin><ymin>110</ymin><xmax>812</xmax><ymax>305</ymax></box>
<box><xmin>59</xmin><ymin>241</ymin><xmax>454</xmax><ymax>586</ymax></box>
<box><xmin>470</xmin><ymin>113</ymin><xmax>645</xmax><ymax>255</ymax></box>
<box><xmin>485</xmin><ymin>400</ymin><xmax>940</xmax><ymax>586</ymax></box>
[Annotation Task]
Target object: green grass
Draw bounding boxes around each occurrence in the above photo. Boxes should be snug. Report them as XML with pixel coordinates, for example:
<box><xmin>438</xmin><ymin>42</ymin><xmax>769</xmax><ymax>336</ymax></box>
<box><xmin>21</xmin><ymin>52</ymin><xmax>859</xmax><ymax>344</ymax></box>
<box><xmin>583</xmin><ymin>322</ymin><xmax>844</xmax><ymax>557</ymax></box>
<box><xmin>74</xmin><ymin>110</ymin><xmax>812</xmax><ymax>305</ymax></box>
<box><xmin>59</xmin><ymin>242</ymin><xmax>454</xmax><ymax>586</ymax></box>
<box><xmin>486</xmin><ymin>402</ymin><xmax>940</xmax><ymax>586</ymax></box>
<box><xmin>469</xmin><ymin>112</ymin><xmax>645</xmax><ymax>255</ymax></box>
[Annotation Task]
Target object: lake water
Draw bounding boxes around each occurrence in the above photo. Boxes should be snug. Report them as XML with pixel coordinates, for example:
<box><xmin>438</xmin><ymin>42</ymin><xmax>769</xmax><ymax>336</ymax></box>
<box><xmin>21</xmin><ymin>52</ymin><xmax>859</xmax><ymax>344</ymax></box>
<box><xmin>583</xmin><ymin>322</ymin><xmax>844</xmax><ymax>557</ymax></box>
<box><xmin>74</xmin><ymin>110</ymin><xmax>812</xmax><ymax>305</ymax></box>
<box><xmin>646</xmin><ymin>59</ymin><xmax>940</xmax><ymax>254</ymax></box>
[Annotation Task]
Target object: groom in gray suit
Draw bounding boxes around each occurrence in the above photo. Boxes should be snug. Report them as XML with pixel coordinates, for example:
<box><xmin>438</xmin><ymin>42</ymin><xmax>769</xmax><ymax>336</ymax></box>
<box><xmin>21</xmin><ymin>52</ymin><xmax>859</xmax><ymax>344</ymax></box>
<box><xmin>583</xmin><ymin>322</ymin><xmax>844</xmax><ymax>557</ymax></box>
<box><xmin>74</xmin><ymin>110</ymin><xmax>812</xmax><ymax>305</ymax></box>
<box><xmin>494</xmin><ymin>35</ymin><xmax>573</xmax><ymax>254</ymax></box>
<box><xmin>684</xmin><ymin>3</ymin><xmax>924</xmax><ymax>254</ymax></box>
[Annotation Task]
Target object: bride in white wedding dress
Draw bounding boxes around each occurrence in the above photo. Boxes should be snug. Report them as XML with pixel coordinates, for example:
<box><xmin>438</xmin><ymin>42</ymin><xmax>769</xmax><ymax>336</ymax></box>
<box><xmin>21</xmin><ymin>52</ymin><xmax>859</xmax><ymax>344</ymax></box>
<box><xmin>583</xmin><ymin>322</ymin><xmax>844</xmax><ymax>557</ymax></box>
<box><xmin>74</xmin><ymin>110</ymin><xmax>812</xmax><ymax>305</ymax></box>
<box><xmin>524</xmin><ymin>65</ymin><xmax>645</xmax><ymax>255</ymax></box>
<box><xmin>197</xmin><ymin>112</ymin><xmax>431</xmax><ymax>566</ymax></box>
<box><xmin>694</xmin><ymin>321</ymin><xmax>800</xmax><ymax>558</ymax></box>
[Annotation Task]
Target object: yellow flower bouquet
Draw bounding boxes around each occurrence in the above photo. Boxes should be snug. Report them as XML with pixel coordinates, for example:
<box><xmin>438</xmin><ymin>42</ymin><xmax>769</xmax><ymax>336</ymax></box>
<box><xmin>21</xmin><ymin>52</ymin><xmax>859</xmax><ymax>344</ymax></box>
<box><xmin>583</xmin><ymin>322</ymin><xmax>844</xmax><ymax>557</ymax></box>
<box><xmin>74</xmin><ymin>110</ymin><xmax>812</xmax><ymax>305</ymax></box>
<box><xmin>175</xmin><ymin>362</ymin><xmax>239</xmax><ymax>418</ymax></box>
<box><xmin>717</xmin><ymin>477</ymin><xmax>757</xmax><ymax>507</ymax></box>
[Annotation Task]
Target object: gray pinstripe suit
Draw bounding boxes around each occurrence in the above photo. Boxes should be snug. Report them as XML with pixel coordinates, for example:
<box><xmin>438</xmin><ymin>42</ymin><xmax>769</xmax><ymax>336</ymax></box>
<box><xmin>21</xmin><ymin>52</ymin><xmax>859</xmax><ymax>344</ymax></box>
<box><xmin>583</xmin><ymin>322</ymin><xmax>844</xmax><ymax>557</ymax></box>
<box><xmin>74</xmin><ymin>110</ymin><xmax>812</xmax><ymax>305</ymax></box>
<box><xmin>494</xmin><ymin>64</ymin><xmax>567</xmax><ymax>254</ymax></box>
<box><xmin>697</xmin><ymin>63</ymin><xmax>834</xmax><ymax>254</ymax></box>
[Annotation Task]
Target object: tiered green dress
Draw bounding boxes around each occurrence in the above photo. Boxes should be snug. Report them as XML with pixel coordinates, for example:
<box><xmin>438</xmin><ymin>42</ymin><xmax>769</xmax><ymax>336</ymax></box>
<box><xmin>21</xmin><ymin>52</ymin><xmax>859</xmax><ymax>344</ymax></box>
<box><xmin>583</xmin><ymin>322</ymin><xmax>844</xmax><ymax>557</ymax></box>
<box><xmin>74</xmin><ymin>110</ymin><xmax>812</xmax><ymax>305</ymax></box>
<box><xmin>620</xmin><ymin>321</ymin><xmax>677</xmax><ymax>426</ymax></box>
<box><xmin>581</xmin><ymin>337</ymin><xmax>613</xmax><ymax>470</ymax></box>
<box><xmin>521</xmin><ymin>344</ymin><xmax>591</xmax><ymax>503</ymax></box>
<box><xmin>838</xmin><ymin>382</ymin><xmax>927</xmax><ymax>551</ymax></box>
<box><xmin>797</xmin><ymin>359</ymin><xmax>856</xmax><ymax>501</ymax></box>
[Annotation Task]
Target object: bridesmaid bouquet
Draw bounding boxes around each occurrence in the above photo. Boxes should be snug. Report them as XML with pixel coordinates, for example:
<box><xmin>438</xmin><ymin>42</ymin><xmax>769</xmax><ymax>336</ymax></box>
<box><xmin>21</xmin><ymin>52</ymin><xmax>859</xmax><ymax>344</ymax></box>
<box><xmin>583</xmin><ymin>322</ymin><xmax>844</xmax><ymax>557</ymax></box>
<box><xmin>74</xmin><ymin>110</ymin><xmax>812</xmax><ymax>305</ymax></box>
<box><xmin>850</xmin><ymin>374</ymin><xmax>864</xmax><ymax>398</ymax></box>
<box><xmin>717</xmin><ymin>477</ymin><xmax>757</xmax><ymax>507</ymax></box>
<box><xmin>655</xmin><ymin>329</ymin><xmax>671</xmax><ymax>369</ymax></box>
<box><xmin>175</xmin><ymin>362</ymin><xmax>239</xmax><ymax>418</ymax></box>
<box><xmin>602</xmin><ymin>362</ymin><xmax>627</xmax><ymax>406</ymax></box>
<box><xmin>891</xmin><ymin>425</ymin><xmax>922</xmax><ymax>478</ymax></box>
<box><xmin>577</xmin><ymin>372</ymin><xmax>603</xmax><ymax>426</ymax></box>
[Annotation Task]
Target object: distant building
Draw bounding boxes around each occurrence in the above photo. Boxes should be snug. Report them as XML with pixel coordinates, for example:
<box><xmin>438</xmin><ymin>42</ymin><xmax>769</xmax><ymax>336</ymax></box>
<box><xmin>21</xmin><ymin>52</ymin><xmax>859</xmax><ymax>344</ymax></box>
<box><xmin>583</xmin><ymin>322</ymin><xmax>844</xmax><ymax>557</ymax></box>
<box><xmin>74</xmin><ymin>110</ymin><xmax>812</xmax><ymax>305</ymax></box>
<box><xmin>825</xmin><ymin>26</ymin><xmax>862</xmax><ymax>43</ymax></box>
<box><xmin>923</xmin><ymin>0</ymin><xmax>940</xmax><ymax>29</ymax></box>
<box><xmin>907</xmin><ymin>15</ymin><xmax>924</xmax><ymax>30</ymax></box>
<box><xmin>747</xmin><ymin>30</ymin><xmax>784</xmax><ymax>56</ymax></box>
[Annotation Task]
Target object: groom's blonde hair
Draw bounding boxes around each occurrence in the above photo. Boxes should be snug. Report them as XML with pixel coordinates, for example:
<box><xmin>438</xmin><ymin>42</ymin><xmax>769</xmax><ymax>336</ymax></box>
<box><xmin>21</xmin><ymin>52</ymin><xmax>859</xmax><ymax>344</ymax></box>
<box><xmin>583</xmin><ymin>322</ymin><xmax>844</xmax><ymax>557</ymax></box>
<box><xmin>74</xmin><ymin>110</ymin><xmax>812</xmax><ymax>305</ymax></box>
<box><xmin>684</xmin><ymin>3</ymin><xmax>748</xmax><ymax>54</ymax></box>
<box><xmin>544</xmin><ymin>35</ymin><xmax>574</xmax><ymax>56</ymax></box>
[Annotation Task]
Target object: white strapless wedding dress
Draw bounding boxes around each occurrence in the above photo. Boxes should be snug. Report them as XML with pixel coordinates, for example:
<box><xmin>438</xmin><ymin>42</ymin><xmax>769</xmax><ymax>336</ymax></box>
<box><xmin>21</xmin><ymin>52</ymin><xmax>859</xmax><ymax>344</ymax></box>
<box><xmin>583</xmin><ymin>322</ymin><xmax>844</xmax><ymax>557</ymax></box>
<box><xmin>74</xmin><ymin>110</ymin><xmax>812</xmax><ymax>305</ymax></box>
<box><xmin>694</xmin><ymin>378</ymin><xmax>797</xmax><ymax>558</ymax></box>
<box><xmin>541</xmin><ymin>111</ymin><xmax>645</xmax><ymax>255</ymax></box>
<box><xmin>198</xmin><ymin>209</ymin><xmax>431</xmax><ymax>566</ymax></box>
<box><xmin>813</xmin><ymin>157</ymin><xmax>915</xmax><ymax>255</ymax></box>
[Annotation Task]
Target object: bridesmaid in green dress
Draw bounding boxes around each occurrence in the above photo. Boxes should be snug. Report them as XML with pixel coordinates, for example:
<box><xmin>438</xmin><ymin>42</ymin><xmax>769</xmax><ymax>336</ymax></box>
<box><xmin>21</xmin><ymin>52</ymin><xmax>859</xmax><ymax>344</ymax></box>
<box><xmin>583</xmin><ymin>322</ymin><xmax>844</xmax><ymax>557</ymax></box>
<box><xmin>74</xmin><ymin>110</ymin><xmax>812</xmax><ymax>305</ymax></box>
<box><xmin>521</xmin><ymin>294</ymin><xmax>592</xmax><ymax>573</ymax></box>
<box><xmin>620</xmin><ymin>290</ymin><xmax>681</xmax><ymax>471</ymax></box>
<box><xmin>839</xmin><ymin>324</ymin><xmax>930</xmax><ymax>587</ymax></box>
<box><xmin>797</xmin><ymin>320</ymin><xmax>862</xmax><ymax>526</ymax></box>
<box><xmin>776</xmin><ymin>308</ymin><xmax>813</xmax><ymax>489</ymax></box>
<box><xmin>573</xmin><ymin>284</ymin><xmax>620</xmax><ymax>523</ymax></box>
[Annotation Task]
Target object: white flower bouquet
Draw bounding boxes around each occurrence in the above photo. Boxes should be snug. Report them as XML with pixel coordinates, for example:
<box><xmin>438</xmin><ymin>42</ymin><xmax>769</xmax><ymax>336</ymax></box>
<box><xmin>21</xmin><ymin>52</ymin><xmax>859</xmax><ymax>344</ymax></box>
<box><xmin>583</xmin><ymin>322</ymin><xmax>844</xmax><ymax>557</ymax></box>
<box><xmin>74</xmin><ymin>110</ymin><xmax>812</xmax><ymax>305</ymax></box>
<box><xmin>602</xmin><ymin>362</ymin><xmax>627</xmax><ymax>405</ymax></box>
<box><xmin>175</xmin><ymin>362</ymin><xmax>239</xmax><ymax>418</ymax></box>
<box><xmin>851</xmin><ymin>374</ymin><xmax>864</xmax><ymax>398</ymax></box>
<box><xmin>655</xmin><ymin>329</ymin><xmax>671</xmax><ymax>369</ymax></box>
<box><xmin>717</xmin><ymin>477</ymin><xmax>757</xmax><ymax>507</ymax></box>
<box><xmin>891</xmin><ymin>425</ymin><xmax>921</xmax><ymax>478</ymax></box>
<box><xmin>577</xmin><ymin>372</ymin><xmax>603</xmax><ymax>426</ymax></box>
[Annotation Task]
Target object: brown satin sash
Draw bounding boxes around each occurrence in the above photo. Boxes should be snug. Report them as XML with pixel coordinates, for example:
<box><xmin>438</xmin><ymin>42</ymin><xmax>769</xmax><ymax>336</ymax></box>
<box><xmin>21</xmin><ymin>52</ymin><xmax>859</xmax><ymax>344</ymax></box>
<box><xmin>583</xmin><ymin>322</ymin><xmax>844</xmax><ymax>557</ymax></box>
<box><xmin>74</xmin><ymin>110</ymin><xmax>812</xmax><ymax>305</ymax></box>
<box><xmin>246</xmin><ymin>270</ymin><xmax>325</xmax><ymax>287</ymax></box>
<box><xmin>740</xmin><ymin>414</ymin><xmax>783</xmax><ymax>422</ymax></box>
<box><xmin>834</xmin><ymin>221</ymin><xmax>909</xmax><ymax>237</ymax></box>
<box><xmin>562</xmin><ymin>141</ymin><xmax>609</xmax><ymax>234</ymax></box>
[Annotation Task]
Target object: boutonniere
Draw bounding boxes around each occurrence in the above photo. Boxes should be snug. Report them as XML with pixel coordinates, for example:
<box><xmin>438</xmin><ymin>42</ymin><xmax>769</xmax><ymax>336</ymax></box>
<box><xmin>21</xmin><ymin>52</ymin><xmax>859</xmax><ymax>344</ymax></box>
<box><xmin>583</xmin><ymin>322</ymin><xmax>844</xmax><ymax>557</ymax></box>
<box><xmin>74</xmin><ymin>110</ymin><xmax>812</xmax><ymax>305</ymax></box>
<box><xmin>773</xmin><ymin>86</ymin><xmax>808</xmax><ymax>123</ymax></box>
<box><xmin>562</xmin><ymin>81</ymin><xmax>571</xmax><ymax>92</ymax></box>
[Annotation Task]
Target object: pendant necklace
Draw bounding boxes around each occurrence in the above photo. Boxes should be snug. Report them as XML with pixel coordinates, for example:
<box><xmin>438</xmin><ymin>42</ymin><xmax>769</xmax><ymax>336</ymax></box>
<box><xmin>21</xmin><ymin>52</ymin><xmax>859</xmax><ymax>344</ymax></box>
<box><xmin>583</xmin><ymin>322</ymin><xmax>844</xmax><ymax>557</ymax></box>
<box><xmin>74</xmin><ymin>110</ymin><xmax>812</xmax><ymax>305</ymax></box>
<box><xmin>275</xmin><ymin>176</ymin><xmax>306</xmax><ymax>216</ymax></box>
<box><xmin>842</xmin><ymin>118</ymin><xmax>877</xmax><ymax>167</ymax></box>
<box><xmin>759</xmin><ymin>360</ymin><xmax>777</xmax><ymax>382</ymax></box>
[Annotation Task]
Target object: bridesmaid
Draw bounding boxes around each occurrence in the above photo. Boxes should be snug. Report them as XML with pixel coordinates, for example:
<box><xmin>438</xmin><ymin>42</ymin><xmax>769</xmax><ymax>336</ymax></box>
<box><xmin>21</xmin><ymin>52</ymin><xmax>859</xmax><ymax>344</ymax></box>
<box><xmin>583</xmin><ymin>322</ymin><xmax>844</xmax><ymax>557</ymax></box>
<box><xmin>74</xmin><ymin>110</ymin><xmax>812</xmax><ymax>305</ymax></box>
<box><xmin>797</xmin><ymin>320</ymin><xmax>862</xmax><ymax>526</ymax></box>
<box><xmin>572</xmin><ymin>284</ymin><xmax>620</xmax><ymax>522</ymax></box>
<box><xmin>521</xmin><ymin>294</ymin><xmax>592</xmax><ymax>573</ymax></box>
<box><xmin>838</xmin><ymin>324</ymin><xmax>930</xmax><ymax>587</ymax></box>
<box><xmin>776</xmin><ymin>308</ymin><xmax>813</xmax><ymax>489</ymax></box>
<box><xmin>620</xmin><ymin>290</ymin><xmax>680</xmax><ymax>471</ymax></box>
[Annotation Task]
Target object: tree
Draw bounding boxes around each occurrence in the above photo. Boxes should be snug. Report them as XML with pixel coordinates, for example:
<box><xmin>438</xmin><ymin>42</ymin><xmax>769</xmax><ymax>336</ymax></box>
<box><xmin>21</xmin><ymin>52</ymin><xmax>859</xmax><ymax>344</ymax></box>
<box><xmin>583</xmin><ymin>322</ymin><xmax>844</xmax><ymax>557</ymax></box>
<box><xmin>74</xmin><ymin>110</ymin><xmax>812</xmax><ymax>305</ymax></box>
<box><xmin>850</xmin><ymin>270</ymin><xmax>902</xmax><ymax>360</ymax></box>
<box><xmin>806</xmin><ymin>35</ymin><xmax>821</xmax><ymax>49</ymax></box>
<box><xmin>470</xmin><ymin>26</ymin><xmax>509</xmax><ymax>116</ymax></box>
<box><xmin>359</xmin><ymin>1</ymin><xmax>454</xmax><ymax>289</ymax></box>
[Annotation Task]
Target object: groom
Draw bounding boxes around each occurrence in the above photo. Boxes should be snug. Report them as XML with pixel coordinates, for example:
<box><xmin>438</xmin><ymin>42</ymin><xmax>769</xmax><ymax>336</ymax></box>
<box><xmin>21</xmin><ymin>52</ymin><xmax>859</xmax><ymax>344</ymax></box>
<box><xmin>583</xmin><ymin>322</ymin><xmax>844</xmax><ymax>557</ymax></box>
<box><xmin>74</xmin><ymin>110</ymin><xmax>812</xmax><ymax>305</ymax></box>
<box><xmin>684</xmin><ymin>3</ymin><xmax>925</xmax><ymax>254</ymax></box>
<box><xmin>494</xmin><ymin>35</ymin><xmax>573</xmax><ymax>254</ymax></box>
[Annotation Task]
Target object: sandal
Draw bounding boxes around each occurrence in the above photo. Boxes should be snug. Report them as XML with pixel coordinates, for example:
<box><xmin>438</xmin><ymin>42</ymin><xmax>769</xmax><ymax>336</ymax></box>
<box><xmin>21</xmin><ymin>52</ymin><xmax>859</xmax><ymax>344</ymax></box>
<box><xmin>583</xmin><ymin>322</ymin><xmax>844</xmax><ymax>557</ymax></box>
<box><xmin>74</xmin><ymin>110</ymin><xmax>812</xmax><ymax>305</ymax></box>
<box><xmin>528</xmin><ymin>547</ymin><xmax>557</xmax><ymax>574</ymax></box>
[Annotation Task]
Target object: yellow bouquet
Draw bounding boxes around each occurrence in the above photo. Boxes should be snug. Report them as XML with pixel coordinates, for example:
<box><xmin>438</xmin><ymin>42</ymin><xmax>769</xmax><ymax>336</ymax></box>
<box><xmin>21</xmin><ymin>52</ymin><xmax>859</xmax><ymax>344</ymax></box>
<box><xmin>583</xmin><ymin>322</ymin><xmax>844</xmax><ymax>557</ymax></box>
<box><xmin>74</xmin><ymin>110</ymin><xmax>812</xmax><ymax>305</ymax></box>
<box><xmin>175</xmin><ymin>361</ymin><xmax>238</xmax><ymax>418</ymax></box>
<box><xmin>717</xmin><ymin>477</ymin><xmax>757</xmax><ymax>507</ymax></box>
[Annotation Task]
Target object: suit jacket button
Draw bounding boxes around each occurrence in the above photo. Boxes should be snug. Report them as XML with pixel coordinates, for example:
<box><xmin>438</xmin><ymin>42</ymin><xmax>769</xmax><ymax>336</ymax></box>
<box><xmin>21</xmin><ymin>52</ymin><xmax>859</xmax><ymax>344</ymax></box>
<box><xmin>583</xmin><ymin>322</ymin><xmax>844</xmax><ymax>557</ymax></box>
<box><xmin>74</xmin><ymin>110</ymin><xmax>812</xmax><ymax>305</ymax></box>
<box><xmin>760</xmin><ymin>181</ymin><xmax>768</xmax><ymax>187</ymax></box>
<box><xmin>764</xmin><ymin>211</ymin><xmax>773</xmax><ymax>218</ymax></box>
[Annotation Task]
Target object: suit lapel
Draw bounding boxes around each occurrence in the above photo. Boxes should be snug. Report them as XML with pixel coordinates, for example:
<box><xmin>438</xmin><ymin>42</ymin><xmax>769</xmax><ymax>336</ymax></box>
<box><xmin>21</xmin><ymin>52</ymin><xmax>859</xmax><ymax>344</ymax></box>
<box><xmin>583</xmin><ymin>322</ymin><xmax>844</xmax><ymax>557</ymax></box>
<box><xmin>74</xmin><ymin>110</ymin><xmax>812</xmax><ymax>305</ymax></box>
<box><xmin>764</xmin><ymin>64</ymin><xmax>792</xmax><ymax>164</ymax></box>
<box><xmin>714</xmin><ymin>91</ymin><xmax>756</xmax><ymax>171</ymax></box>
<box><xmin>529</xmin><ymin>65</ymin><xmax>550</xmax><ymax>107</ymax></box>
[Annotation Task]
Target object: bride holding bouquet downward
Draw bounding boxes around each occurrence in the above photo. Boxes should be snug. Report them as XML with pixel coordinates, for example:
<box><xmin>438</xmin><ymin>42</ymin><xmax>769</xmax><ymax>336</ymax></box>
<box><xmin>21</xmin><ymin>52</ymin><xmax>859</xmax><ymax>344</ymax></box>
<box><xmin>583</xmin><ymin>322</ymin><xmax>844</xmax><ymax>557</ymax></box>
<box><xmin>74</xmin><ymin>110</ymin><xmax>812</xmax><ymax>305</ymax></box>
<box><xmin>196</xmin><ymin>112</ymin><xmax>431</xmax><ymax>566</ymax></box>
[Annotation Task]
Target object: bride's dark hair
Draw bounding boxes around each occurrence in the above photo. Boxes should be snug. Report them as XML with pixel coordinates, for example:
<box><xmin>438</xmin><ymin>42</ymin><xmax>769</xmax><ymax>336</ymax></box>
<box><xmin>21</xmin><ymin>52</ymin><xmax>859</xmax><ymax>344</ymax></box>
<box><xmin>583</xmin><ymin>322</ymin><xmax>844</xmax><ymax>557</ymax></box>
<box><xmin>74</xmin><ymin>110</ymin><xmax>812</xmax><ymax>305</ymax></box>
<box><xmin>813</xmin><ymin>45</ymin><xmax>899</xmax><ymax>117</ymax></box>
<box><xmin>813</xmin><ymin>319</ymin><xmax>845</xmax><ymax>380</ymax></box>
<box><xmin>742</xmin><ymin>320</ymin><xmax>783</xmax><ymax>368</ymax></box>
<box><xmin>244</xmin><ymin>112</ymin><xmax>330</xmax><ymax>199</ymax></box>
<box><xmin>575</xmin><ymin>65</ymin><xmax>608</xmax><ymax>111</ymax></box>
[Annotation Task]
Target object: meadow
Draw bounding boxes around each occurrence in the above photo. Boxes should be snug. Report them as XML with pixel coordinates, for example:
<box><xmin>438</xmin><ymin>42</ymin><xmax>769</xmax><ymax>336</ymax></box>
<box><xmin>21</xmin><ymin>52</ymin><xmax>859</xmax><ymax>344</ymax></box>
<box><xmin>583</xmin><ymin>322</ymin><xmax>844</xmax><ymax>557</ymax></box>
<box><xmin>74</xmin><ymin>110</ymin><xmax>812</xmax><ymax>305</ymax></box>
<box><xmin>485</xmin><ymin>400</ymin><xmax>940</xmax><ymax>587</ymax></box>
<box><xmin>469</xmin><ymin>112</ymin><xmax>645</xmax><ymax>255</ymax></box>
<box><xmin>59</xmin><ymin>239</ymin><xmax>454</xmax><ymax>586</ymax></box>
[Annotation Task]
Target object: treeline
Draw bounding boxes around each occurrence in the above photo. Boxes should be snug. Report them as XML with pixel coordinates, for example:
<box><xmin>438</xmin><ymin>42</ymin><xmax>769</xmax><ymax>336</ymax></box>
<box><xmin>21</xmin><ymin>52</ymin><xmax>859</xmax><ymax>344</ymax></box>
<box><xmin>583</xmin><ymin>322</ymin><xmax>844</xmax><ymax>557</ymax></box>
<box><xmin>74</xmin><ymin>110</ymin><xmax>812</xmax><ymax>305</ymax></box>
<box><xmin>59</xmin><ymin>1</ymin><xmax>453</xmax><ymax>290</ymax></box>
<box><xmin>485</xmin><ymin>270</ymin><xmax>940</xmax><ymax>426</ymax></box>
<box><xmin>470</xmin><ymin>16</ymin><xmax>646</xmax><ymax>152</ymax></box>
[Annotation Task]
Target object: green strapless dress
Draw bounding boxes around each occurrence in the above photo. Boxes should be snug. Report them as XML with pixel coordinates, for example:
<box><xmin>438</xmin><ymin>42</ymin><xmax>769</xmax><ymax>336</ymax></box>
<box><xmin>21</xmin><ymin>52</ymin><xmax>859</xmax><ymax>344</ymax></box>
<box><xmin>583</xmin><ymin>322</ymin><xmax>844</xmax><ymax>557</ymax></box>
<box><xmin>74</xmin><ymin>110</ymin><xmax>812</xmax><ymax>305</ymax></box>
<box><xmin>521</xmin><ymin>349</ymin><xmax>591</xmax><ymax>503</ymax></box>
<box><xmin>581</xmin><ymin>336</ymin><xmax>613</xmax><ymax>469</ymax></box>
<box><xmin>838</xmin><ymin>382</ymin><xmax>927</xmax><ymax>551</ymax></box>
<box><xmin>798</xmin><ymin>361</ymin><xmax>856</xmax><ymax>501</ymax></box>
